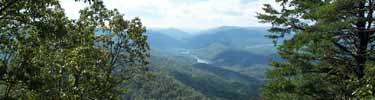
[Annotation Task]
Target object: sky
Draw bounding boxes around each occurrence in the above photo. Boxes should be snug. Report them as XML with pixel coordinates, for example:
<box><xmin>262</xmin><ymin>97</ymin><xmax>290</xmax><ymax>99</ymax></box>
<box><xmin>60</xmin><ymin>0</ymin><xmax>278</xmax><ymax>30</ymax></box>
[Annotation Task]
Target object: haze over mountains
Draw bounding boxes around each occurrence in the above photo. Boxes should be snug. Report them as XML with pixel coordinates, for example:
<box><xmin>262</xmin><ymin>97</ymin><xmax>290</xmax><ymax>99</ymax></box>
<box><xmin>128</xmin><ymin>26</ymin><xmax>278</xmax><ymax>100</ymax></box>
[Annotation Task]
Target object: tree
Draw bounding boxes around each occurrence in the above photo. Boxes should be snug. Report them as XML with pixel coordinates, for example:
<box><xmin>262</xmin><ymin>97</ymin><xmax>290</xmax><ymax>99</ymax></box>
<box><xmin>258</xmin><ymin>0</ymin><xmax>375</xmax><ymax>99</ymax></box>
<box><xmin>0</xmin><ymin>0</ymin><xmax>149</xmax><ymax>99</ymax></box>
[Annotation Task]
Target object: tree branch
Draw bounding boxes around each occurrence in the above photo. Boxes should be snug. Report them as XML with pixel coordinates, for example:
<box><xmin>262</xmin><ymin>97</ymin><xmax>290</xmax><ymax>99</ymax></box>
<box><xmin>0</xmin><ymin>0</ymin><xmax>18</xmax><ymax>16</ymax></box>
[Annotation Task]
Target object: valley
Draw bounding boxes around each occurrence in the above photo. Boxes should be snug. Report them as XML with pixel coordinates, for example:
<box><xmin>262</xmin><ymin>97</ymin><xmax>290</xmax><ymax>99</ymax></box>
<box><xmin>4</xmin><ymin>0</ymin><xmax>367</xmax><ymax>99</ymax></box>
<box><xmin>128</xmin><ymin>26</ymin><xmax>277</xmax><ymax>100</ymax></box>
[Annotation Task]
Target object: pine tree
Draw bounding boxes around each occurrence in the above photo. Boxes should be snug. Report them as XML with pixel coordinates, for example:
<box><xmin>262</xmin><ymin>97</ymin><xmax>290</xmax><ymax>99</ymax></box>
<box><xmin>258</xmin><ymin>0</ymin><xmax>375</xmax><ymax>99</ymax></box>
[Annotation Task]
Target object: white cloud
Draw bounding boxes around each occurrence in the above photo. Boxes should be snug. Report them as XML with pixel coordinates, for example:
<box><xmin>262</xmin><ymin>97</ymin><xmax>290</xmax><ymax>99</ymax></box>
<box><xmin>59</xmin><ymin>0</ymin><xmax>89</xmax><ymax>19</ymax></box>
<box><xmin>60</xmin><ymin>0</ymin><xmax>278</xmax><ymax>29</ymax></box>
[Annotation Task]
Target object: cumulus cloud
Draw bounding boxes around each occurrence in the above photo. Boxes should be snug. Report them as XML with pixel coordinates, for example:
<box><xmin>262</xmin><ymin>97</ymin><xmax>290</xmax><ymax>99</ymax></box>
<box><xmin>60</xmin><ymin>0</ymin><xmax>278</xmax><ymax>29</ymax></box>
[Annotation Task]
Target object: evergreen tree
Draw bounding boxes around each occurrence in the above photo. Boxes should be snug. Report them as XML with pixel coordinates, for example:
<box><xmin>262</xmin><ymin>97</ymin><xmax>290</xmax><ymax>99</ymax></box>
<box><xmin>0</xmin><ymin>0</ymin><xmax>149</xmax><ymax>99</ymax></box>
<box><xmin>258</xmin><ymin>0</ymin><xmax>375</xmax><ymax>99</ymax></box>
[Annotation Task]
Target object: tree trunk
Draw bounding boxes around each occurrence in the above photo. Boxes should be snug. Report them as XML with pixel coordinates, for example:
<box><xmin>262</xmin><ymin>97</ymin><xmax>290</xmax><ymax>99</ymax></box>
<box><xmin>354</xmin><ymin>1</ymin><xmax>368</xmax><ymax>79</ymax></box>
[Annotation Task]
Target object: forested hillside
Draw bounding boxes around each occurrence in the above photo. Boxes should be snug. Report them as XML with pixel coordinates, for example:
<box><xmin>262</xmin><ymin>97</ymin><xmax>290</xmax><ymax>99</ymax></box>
<box><xmin>4</xmin><ymin>0</ymin><xmax>373</xmax><ymax>100</ymax></box>
<box><xmin>124</xmin><ymin>70</ymin><xmax>211</xmax><ymax>100</ymax></box>
<box><xmin>142</xmin><ymin>26</ymin><xmax>275</xmax><ymax>100</ymax></box>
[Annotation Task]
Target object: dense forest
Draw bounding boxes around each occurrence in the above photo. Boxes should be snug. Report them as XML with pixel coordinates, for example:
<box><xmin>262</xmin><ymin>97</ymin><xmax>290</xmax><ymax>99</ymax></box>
<box><xmin>2</xmin><ymin>0</ymin><xmax>375</xmax><ymax>100</ymax></box>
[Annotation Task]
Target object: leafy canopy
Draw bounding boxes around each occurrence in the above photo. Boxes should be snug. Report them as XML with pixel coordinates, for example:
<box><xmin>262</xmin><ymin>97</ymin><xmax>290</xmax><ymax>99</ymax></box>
<box><xmin>0</xmin><ymin>0</ymin><xmax>149</xmax><ymax>99</ymax></box>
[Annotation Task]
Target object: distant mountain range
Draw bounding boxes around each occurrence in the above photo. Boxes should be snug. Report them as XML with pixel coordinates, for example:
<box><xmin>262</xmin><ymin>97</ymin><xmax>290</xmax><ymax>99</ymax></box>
<box><xmin>147</xmin><ymin>26</ymin><xmax>274</xmax><ymax>48</ymax></box>
<box><xmin>149</xmin><ymin>28</ymin><xmax>192</xmax><ymax>40</ymax></box>
<box><xmin>133</xmin><ymin>26</ymin><xmax>278</xmax><ymax>100</ymax></box>
<box><xmin>187</xmin><ymin>26</ymin><xmax>271</xmax><ymax>48</ymax></box>
<box><xmin>146</xmin><ymin>29</ymin><xmax>185</xmax><ymax>48</ymax></box>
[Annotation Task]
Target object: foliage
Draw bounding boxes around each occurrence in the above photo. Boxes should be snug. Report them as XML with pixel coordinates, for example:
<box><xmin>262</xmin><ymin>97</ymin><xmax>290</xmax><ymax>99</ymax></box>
<box><xmin>124</xmin><ymin>70</ymin><xmax>211</xmax><ymax>100</ymax></box>
<box><xmin>0</xmin><ymin>0</ymin><xmax>148</xmax><ymax>99</ymax></box>
<box><xmin>258</xmin><ymin>0</ymin><xmax>375</xmax><ymax>99</ymax></box>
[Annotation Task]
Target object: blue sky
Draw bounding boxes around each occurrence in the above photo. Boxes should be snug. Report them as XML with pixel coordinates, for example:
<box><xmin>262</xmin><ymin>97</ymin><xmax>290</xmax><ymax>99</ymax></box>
<box><xmin>60</xmin><ymin>0</ymin><xmax>278</xmax><ymax>30</ymax></box>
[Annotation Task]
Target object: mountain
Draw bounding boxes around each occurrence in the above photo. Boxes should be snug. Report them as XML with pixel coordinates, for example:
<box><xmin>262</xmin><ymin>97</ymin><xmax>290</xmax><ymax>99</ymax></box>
<box><xmin>149</xmin><ymin>28</ymin><xmax>192</xmax><ymax>40</ymax></box>
<box><xmin>147</xmin><ymin>29</ymin><xmax>185</xmax><ymax>49</ymax></box>
<box><xmin>146</xmin><ymin>55</ymin><xmax>262</xmax><ymax>100</ymax></box>
<box><xmin>211</xmin><ymin>49</ymin><xmax>270</xmax><ymax>67</ymax></box>
<box><xmin>142</xmin><ymin>26</ymin><xmax>276</xmax><ymax>100</ymax></box>
<box><xmin>147</xmin><ymin>26</ymin><xmax>274</xmax><ymax>51</ymax></box>
<box><xmin>124</xmin><ymin>70</ymin><xmax>211</xmax><ymax>100</ymax></box>
<box><xmin>186</xmin><ymin>26</ymin><xmax>272</xmax><ymax>48</ymax></box>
